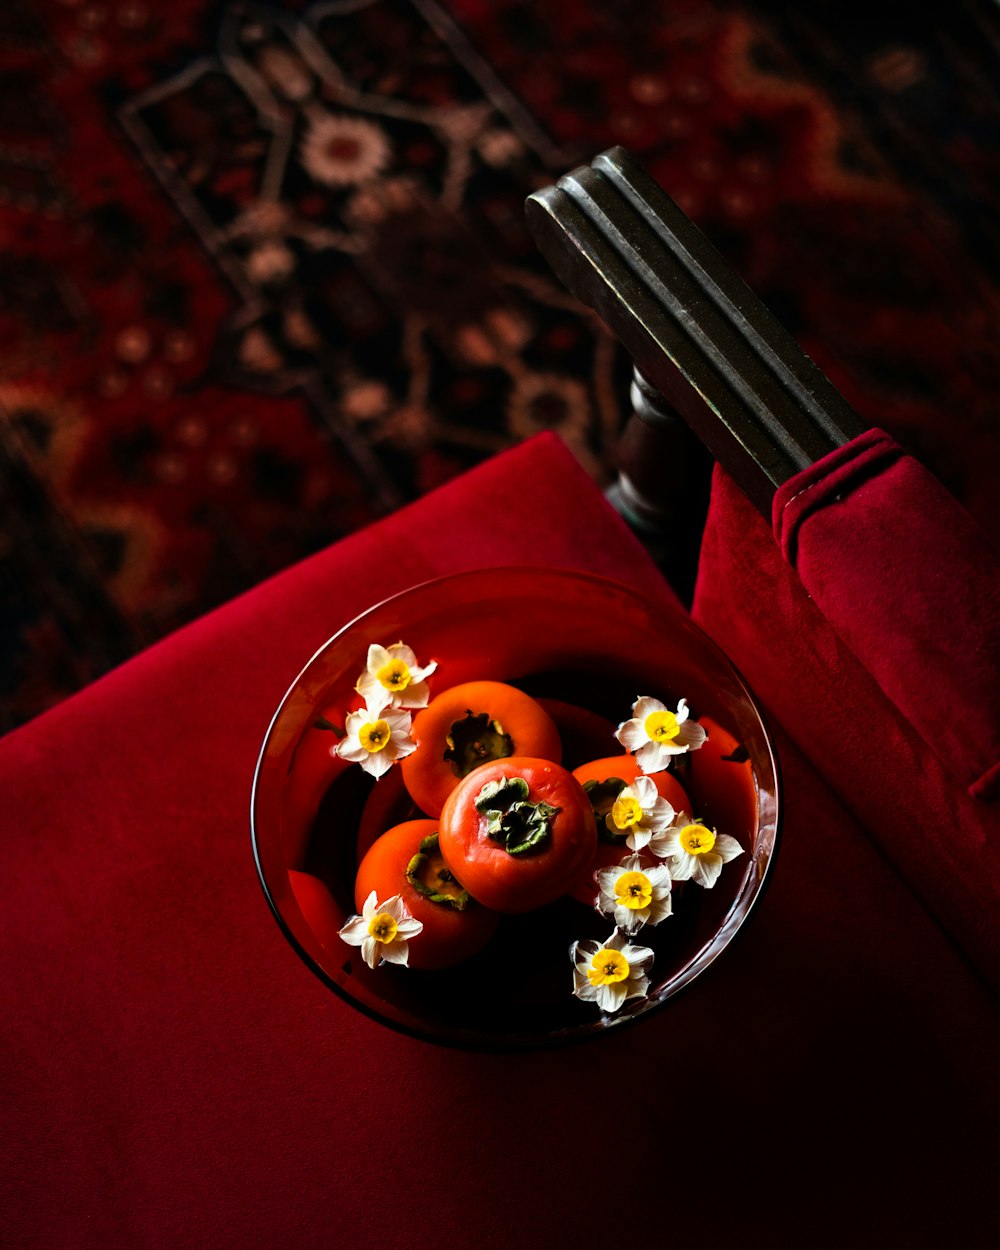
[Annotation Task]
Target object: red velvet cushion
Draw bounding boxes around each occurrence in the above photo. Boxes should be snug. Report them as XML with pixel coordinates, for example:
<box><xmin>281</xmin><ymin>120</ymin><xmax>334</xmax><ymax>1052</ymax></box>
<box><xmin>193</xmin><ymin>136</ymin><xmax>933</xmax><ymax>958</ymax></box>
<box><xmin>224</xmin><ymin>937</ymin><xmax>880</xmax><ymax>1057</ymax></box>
<box><xmin>772</xmin><ymin>428</ymin><xmax>1000</xmax><ymax>800</ymax></box>
<box><xmin>2</xmin><ymin>433</ymin><xmax>998</xmax><ymax>1248</ymax></box>
<box><xmin>695</xmin><ymin>455</ymin><xmax>1000</xmax><ymax>993</ymax></box>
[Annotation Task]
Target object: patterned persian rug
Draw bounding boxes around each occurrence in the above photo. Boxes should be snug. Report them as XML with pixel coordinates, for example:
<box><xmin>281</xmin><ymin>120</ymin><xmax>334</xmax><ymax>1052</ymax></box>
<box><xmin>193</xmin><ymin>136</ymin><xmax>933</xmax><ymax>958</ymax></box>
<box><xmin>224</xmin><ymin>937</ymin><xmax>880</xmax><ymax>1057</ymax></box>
<box><xmin>2</xmin><ymin>0</ymin><xmax>999</xmax><ymax>730</ymax></box>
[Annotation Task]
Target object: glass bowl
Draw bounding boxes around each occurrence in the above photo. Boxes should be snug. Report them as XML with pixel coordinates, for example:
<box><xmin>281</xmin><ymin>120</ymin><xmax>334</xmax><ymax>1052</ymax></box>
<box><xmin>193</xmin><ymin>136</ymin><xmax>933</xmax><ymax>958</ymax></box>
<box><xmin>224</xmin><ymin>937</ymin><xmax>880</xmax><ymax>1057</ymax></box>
<box><xmin>251</xmin><ymin>566</ymin><xmax>779</xmax><ymax>1049</ymax></box>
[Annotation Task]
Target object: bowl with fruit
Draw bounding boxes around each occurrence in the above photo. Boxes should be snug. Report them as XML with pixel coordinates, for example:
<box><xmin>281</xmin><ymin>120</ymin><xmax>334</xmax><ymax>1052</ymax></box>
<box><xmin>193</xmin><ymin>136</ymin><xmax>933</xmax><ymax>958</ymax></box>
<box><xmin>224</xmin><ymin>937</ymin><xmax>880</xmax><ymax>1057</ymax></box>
<box><xmin>251</xmin><ymin>566</ymin><xmax>779</xmax><ymax>1049</ymax></box>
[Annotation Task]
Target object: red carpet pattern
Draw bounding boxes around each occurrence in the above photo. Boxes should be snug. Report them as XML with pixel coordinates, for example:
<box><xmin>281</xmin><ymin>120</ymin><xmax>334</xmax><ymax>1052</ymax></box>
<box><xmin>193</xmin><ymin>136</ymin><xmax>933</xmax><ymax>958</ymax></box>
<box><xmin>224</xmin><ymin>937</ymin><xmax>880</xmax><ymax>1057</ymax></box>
<box><xmin>2</xmin><ymin>0</ymin><xmax>999</xmax><ymax>729</ymax></box>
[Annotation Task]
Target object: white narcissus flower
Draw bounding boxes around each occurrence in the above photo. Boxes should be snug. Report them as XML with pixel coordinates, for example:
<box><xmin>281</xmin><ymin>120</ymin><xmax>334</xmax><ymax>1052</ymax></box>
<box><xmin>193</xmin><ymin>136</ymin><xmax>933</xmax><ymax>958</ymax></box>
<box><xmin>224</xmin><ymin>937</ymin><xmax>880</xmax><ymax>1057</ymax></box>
<box><xmin>334</xmin><ymin>696</ymin><xmax>416</xmax><ymax>779</ymax></box>
<box><xmin>649</xmin><ymin>815</ymin><xmax>744</xmax><ymax>889</ymax></box>
<box><xmin>596</xmin><ymin>854</ymin><xmax>673</xmax><ymax>934</ymax></box>
<box><xmin>604</xmin><ymin>774</ymin><xmax>676</xmax><ymax>851</ymax></box>
<box><xmin>339</xmin><ymin>891</ymin><xmax>423</xmax><ymax>969</ymax></box>
<box><xmin>355</xmin><ymin>641</ymin><xmax>437</xmax><ymax>710</ymax></box>
<box><xmin>570</xmin><ymin>929</ymin><xmax>654</xmax><ymax>1014</ymax></box>
<box><xmin>614</xmin><ymin>696</ymin><xmax>707</xmax><ymax>774</ymax></box>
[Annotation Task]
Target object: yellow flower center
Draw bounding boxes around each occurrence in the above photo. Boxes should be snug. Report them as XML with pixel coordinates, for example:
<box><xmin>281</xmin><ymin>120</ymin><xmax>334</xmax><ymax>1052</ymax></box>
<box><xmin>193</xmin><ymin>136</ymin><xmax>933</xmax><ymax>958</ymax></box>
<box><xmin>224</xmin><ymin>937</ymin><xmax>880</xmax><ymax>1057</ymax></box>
<box><xmin>611</xmin><ymin>793</ymin><xmax>643</xmax><ymax>830</ymax></box>
<box><xmin>679</xmin><ymin>823</ymin><xmax>716</xmax><ymax>855</ymax></box>
<box><xmin>359</xmin><ymin>719</ymin><xmax>391</xmax><ymax>753</ymax></box>
<box><xmin>644</xmin><ymin>710</ymin><xmax>680</xmax><ymax>742</ymax></box>
<box><xmin>376</xmin><ymin>659</ymin><xmax>411</xmax><ymax>692</ymax></box>
<box><xmin>587</xmin><ymin>948</ymin><xmax>630</xmax><ymax>986</ymax></box>
<box><xmin>367</xmin><ymin>912</ymin><xmax>398</xmax><ymax>943</ymax></box>
<box><xmin>614</xmin><ymin>870</ymin><xmax>653</xmax><ymax>910</ymax></box>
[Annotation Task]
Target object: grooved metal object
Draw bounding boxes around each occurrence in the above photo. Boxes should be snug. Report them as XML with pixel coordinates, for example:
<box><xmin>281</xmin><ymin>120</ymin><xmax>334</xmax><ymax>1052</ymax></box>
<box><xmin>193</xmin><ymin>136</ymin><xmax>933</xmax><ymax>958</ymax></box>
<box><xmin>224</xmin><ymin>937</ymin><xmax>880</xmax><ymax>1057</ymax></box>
<box><xmin>525</xmin><ymin>146</ymin><xmax>866</xmax><ymax>514</ymax></box>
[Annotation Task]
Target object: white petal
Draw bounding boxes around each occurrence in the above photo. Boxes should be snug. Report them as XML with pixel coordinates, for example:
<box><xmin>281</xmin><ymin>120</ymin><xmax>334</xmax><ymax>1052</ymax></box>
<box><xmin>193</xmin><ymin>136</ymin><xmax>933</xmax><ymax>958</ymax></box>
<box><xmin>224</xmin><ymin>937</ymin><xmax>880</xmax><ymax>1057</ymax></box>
<box><xmin>572</xmin><ymin>975</ymin><xmax>599</xmax><ymax>1002</ymax></box>
<box><xmin>645</xmin><ymin>896</ymin><xmax>673</xmax><ymax>925</ymax></box>
<box><xmin>675</xmin><ymin>698</ymin><xmax>690</xmax><ymax>724</ymax></box>
<box><xmin>363</xmin><ymin>690</ymin><xmax>392</xmax><ymax>715</ymax></box>
<box><xmin>629</xmin><ymin>775</ymin><xmax>656</xmax><ymax>806</ymax></box>
<box><xmin>386</xmin><ymin>642</ymin><xmax>417</xmax><ymax>666</ymax></box>
<box><xmin>343</xmin><ymin>707</ymin><xmax>368</xmax><ymax>736</ymax></box>
<box><xmin>355</xmin><ymin>669</ymin><xmax>382</xmax><ymax>702</ymax></box>
<box><xmin>614</xmin><ymin>903</ymin><xmax>644</xmax><ymax>934</ymax></box>
<box><xmin>692</xmin><ymin>854</ymin><xmax>723</xmax><ymax>889</ymax></box>
<box><xmin>571</xmin><ymin>939</ymin><xmax>599</xmax><ymax>972</ymax></box>
<box><xmin>335</xmin><ymin>738</ymin><xmax>368</xmax><ymax>764</ymax></box>
<box><xmin>386</xmin><ymin>726</ymin><xmax>413</xmax><ymax>752</ymax></box>
<box><xmin>338</xmin><ymin>915</ymin><xmax>368</xmax><ymax>945</ymax></box>
<box><xmin>626</xmin><ymin>828</ymin><xmax>652</xmax><ymax>852</ymax></box>
<box><xmin>604</xmin><ymin>929</ymin><xmax>628</xmax><ymax>952</ymax></box>
<box><xmin>598</xmin><ymin>980</ymin><xmax>628</xmax><ymax>1013</ymax></box>
<box><xmin>595</xmin><ymin>866</ymin><xmax>621</xmax><ymax>897</ymax></box>
<box><xmin>366</xmin><ymin>644</ymin><xmax>392</xmax><ymax>672</ymax></box>
<box><xmin>676</xmin><ymin>720</ymin><xmax>707</xmax><ymax>751</ymax></box>
<box><xmin>382</xmin><ymin>706</ymin><xmax>412</xmax><ymax>730</ymax></box>
<box><xmin>715</xmin><ymin>834</ymin><xmax>744</xmax><ymax>863</ymax></box>
<box><xmin>359</xmin><ymin>750</ymin><xmax>395</xmax><ymax>779</ymax></box>
<box><xmin>621</xmin><ymin>941</ymin><xmax>654</xmax><ymax>968</ymax></box>
<box><xmin>646</xmin><ymin>796</ymin><xmax>675</xmax><ymax>831</ymax></box>
<box><xmin>388</xmin><ymin>737</ymin><xmax>416</xmax><ymax>763</ymax></box>
<box><xmin>615</xmin><ymin>718</ymin><xmax>648</xmax><ymax>751</ymax></box>
<box><xmin>396</xmin><ymin>916</ymin><xmax>424</xmax><ymax>939</ymax></box>
<box><xmin>646</xmin><ymin>828</ymin><xmax>679</xmax><ymax>858</ymax></box>
<box><xmin>631</xmin><ymin>695</ymin><xmax>667</xmax><ymax>720</ymax></box>
<box><xmin>635</xmin><ymin>741</ymin><xmax>669</xmax><ymax>773</ymax></box>
<box><xmin>657</xmin><ymin>740</ymin><xmax>688</xmax><ymax>757</ymax></box>
<box><xmin>668</xmin><ymin>855</ymin><xmax>695</xmax><ymax>882</ymax></box>
<box><xmin>624</xmin><ymin>971</ymin><xmax>650</xmax><ymax>1001</ymax></box>
<box><xmin>379</xmin><ymin>939</ymin><xmax>410</xmax><ymax>966</ymax></box>
<box><xmin>396</xmin><ymin>679</ymin><xmax>431</xmax><ymax>709</ymax></box>
<box><xmin>360</xmin><ymin>891</ymin><xmax>379</xmax><ymax>920</ymax></box>
<box><xmin>380</xmin><ymin>894</ymin><xmax>405</xmax><ymax>919</ymax></box>
<box><xmin>644</xmin><ymin>862</ymin><xmax>672</xmax><ymax>889</ymax></box>
<box><xmin>408</xmin><ymin>659</ymin><xmax>437</xmax><ymax>683</ymax></box>
<box><xmin>361</xmin><ymin>936</ymin><xmax>379</xmax><ymax>968</ymax></box>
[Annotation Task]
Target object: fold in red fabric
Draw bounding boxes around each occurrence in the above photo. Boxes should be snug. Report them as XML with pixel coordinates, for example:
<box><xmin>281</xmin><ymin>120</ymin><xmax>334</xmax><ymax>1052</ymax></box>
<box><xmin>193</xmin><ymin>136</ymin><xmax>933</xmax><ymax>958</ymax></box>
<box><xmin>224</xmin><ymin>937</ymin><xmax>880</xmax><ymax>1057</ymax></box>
<box><xmin>3</xmin><ymin>433</ymin><xmax>999</xmax><ymax>1249</ymax></box>
<box><xmin>772</xmin><ymin>427</ymin><xmax>1000</xmax><ymax>801</ymax></box>
<box><xmin>696</xmin><ymin>461</ymin><xmax>1000</xmax><ymax>993</ymax></box>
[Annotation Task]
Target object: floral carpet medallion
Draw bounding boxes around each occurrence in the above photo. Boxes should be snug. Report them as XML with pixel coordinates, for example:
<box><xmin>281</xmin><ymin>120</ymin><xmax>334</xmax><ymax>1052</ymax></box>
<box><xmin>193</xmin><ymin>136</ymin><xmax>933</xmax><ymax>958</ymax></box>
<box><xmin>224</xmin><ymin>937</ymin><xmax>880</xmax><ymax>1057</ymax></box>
<box><xmin>118</xmin><ymin>0</ymin><xmax>619</xmax><ymax>510</ymax></box>
<box><xmin>1</xmin><ymin>0</ymin><xmax>998</xmax><ymax>730</ymax></box>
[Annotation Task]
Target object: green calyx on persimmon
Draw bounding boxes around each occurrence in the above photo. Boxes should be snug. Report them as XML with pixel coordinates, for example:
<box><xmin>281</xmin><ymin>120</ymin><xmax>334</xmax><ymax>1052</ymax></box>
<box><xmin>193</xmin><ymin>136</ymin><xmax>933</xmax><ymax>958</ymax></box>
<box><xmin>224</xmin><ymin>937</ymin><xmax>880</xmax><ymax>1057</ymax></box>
<box><xmin>581</xmin><ymin>777</ymin><xmax>630</xmax><ymax>844</ymax></box>
<box><xmin>405</xmin><ymin>834</ymin><xmax>472</xmax><ymax>910</ymax></box>
<box><xmin>439</xmin><ymin>757</ymin><xmax>595</xmax><ymax>913</ymax></box>
<box><xmin>474</xmin><ymin>775</ymin><xmax>560</xmax><ymax>856</ymax></box>
<box><xmin>354</xmin><ymin>818</ymin><xmax>500</xmax><ymax>969</ymax></box>
<box><xmin>443</xmin><ymin>711</ymin><xmax>513</xmax><ymax>778</ymax></box>
<box><xmin>402</xmin><ymin>681</ymin><xmax>562</xmax><ymax>818</ymax></box>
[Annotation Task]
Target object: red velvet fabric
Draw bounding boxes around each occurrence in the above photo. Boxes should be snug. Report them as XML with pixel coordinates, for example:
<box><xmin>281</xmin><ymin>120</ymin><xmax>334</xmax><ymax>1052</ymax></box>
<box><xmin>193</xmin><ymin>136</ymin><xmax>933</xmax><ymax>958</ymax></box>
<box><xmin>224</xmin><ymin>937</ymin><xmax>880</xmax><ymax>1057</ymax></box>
<box><xmin>3</xmin><ymin>433</ymin><xmax>998</xmax><ymax>1249</ymax></box>
<box><xmin>696</xmin><ymin>461</ymin><xmax>1000</xmax><ymax>994</ymax></box>
<box><xmin>772</xmin><ymin>428</ymin><xmax>1000</xmax><ymax>800</ymax></box>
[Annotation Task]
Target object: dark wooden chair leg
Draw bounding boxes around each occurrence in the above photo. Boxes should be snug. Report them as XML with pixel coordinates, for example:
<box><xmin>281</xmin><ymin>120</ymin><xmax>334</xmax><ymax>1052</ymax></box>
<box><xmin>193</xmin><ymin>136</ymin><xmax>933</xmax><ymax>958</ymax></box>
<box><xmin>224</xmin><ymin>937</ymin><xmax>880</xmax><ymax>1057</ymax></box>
<box><xmin>607</xmin><ymin>367</ymin><xmax>712</xmax><ymax>602</ymax></box>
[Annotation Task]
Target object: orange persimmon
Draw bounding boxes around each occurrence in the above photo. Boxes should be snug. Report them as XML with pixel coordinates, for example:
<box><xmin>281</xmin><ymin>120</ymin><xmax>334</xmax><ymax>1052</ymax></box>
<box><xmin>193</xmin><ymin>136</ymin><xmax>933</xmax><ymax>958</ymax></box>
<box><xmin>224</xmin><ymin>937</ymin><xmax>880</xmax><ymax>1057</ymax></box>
<box><xmin>567</xmin><ymin>754</ymin><xmax>693</xmax><ymax>904</ymax></box>
<box><xmin>687</xmin><ymin>716</ymin><xmax>757</xmax><ymax>846</ymax></box>
<box><xmin>401</xmin><ymin>680</ymin><xmax>562</xmax><ymax>817</ymax></box>
<box><xmin>438</xmin><ymin>757</ymin><xmax>594</xmax><ymax>913</ymax></box>
<box><xmin>354</xmin><ymin>818</ymin><xmax>500</xmax><ymax>970</ymax></box>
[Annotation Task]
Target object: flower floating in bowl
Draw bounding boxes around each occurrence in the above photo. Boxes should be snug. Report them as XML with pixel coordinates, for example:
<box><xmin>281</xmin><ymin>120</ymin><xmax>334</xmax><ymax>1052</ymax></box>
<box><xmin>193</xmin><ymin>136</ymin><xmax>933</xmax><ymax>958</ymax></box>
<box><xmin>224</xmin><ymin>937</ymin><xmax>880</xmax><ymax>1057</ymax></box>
<box><xmin>251</xmin><ymin>567</ymin><xmax>780</xmax><ymax>1049</ymax></box>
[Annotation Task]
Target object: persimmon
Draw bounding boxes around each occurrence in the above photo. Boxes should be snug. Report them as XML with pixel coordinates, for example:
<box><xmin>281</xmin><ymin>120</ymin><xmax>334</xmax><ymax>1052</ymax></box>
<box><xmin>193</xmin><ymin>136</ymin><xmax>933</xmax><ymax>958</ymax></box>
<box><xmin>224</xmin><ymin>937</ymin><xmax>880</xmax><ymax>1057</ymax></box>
<box><xmin>438</xmin><ymin>757</ymin><xmax>595</xmax><ymax>913</ymax></box>
<box><xmin>567</xmin><ymin>754</ymin><xmax>693</xmax><ymax>904</ymax></box>
<box><xmin>401</xmin><ymin>680</ymin><xmax>562</xmax><ymax>817</ymax></box>
<box><xmin>687</xmin><ymin>716</ymin><xmax>757</xmax><ymax>846</ymax></box>
<box><xmin>354</xmin><ymin>818</ymin><xmax>500</xmax><ymax>970</ymax></box>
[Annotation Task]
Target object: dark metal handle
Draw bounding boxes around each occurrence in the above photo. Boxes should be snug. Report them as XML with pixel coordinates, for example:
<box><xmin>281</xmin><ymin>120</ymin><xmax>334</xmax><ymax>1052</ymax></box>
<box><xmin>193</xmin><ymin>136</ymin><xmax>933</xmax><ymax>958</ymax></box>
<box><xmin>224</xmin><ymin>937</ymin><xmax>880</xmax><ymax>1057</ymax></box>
<box><xmin>525</xmin><ymin>146</ymin><xmax>866</xmax><ymax>515</ymax></box>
